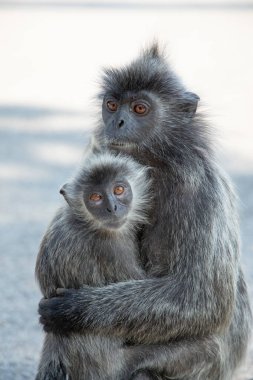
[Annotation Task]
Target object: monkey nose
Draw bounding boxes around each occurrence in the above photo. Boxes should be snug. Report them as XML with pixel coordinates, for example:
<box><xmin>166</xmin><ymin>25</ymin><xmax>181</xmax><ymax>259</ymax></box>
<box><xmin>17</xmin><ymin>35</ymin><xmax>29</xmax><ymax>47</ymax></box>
<box><xmin>118</xmin><ymin>119</ymin><xmax>124</xmax><ymax>128</ymax></box>
<box><xmin>106</xmin><ymin>205</ymin><xmax>117</xmax><ymax>213</ymax></box>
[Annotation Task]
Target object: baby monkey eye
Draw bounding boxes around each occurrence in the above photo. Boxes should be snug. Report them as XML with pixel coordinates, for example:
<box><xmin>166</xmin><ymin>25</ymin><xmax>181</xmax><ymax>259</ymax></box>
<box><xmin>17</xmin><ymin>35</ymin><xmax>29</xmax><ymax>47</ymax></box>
<box><xmin>132</xmin><ymin>102</ymin><xmax>150</xmax><ymax>116</ymax></box>
<box><xmin>90</xmin><ymin>193</ymin><xmax>102</xmax><ymax>202</ymax></box>
<box><xmin>113</xmin><ymin>186</ymin><xmax>125</xmax><ymax>195</ymax></box>
<box><xmin>106</xmin><ymin>100</ymin><xmax>118</xmax><ymax>112</ymax></box>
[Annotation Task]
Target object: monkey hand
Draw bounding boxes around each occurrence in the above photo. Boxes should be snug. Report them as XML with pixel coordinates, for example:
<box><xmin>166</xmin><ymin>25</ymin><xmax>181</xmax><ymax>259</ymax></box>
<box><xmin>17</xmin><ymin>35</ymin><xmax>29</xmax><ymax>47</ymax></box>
<box><xmin>38</xmin><ymin>287</ymin><xmax>93</xmax><ymax>334</ymax></box>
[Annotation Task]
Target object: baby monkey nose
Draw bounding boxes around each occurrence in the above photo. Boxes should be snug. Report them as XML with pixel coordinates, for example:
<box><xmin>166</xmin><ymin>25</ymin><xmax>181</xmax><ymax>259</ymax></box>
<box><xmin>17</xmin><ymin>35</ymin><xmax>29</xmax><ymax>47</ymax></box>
<box><xmin>118</xmin><ymin>119</ymin><xmax>124</xmax><ymax>128</ymax></box>
<box><xmin>106</xmin><ymin>205</ymin><xmax>117</xmax><ymax>213</ymax></box>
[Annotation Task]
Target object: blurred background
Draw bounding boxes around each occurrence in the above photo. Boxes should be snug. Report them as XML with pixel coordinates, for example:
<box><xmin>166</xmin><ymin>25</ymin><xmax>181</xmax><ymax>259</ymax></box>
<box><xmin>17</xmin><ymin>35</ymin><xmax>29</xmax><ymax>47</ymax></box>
<box><xmin>0</xmin><ymin>0</ymin><xmax>252</xmax><ymax>379</ymax></box>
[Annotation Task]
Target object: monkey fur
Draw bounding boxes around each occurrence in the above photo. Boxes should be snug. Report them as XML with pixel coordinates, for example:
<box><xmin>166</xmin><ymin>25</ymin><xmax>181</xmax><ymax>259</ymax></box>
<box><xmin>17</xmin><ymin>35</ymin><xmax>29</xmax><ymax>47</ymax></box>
<box><xmin>39</xmin><ymin>44</ymin><xmax>252</xmax><ymax>379</ymax></box>
<box><xmin>35</xmin><ymin>152</ymin><xmax>154</xmax><ymax>380</ymax></box>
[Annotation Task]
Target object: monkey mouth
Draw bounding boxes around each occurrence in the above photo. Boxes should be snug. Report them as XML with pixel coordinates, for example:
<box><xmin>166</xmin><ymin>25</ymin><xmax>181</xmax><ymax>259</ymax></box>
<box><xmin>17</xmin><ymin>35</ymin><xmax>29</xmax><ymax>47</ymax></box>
<box><xmin>103</xmin><ymin>220</ymin><xmax>124</xmax><ymax>230</ymax></box>
<box><xmin>101</xmin><ymin>216</ymin><xmax>127</xmax><ymax>230</ymax></box>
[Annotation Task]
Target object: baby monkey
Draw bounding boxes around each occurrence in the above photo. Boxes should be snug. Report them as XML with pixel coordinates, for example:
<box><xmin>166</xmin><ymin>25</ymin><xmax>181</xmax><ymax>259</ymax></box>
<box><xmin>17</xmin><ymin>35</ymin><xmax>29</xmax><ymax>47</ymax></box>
<box><xmin>35</xmin><ymin>152</ymin><xmax>153</xmax><ymax>380</ymax></box>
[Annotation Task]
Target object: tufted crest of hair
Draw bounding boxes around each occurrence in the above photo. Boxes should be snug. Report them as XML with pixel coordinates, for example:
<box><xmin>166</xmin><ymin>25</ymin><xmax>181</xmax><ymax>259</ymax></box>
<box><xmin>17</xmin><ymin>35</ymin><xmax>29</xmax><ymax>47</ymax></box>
<box><xmin>61</xmin><ymin>153</ymin><xmax>152</xmax><ymax>231</ymax></box>
<box><xmin>99</xmin><ymin>42</ymin><xmax>184</xmax><ymax>100</ymax></box>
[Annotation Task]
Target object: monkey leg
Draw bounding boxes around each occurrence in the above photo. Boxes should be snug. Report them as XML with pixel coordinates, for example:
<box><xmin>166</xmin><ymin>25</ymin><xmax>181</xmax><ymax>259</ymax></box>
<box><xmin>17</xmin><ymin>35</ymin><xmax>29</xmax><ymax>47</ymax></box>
<box><xmin>35</xmin><ymin>362</ymin><xmax>68</xmax><ymax>380</ymax></box>
<box><xmin>37</xmin><ymin>332</ymin><xmax>132</xmax><ymax>380</ymax></box>
<box><xmin>125</xmin><ymin>336</ymin><xmax>222</xmax><ymax>380</ymax></box>
<box><xmin>35</xmin><ymin>333</ymin><xmax>71</xmax><ymax>380</ymax></box>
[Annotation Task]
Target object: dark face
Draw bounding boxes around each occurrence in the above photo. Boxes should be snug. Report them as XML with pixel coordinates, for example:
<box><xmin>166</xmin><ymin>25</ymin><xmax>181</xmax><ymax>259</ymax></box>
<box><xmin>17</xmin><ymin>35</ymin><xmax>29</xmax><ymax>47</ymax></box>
<box><xmin>84</xmin><ymin>179</ymin><xmax>133</xmax><ymax>229</ymax></box>
<box><xmin>102</xmin><ymin>91</ymin><xmax>159</xmax><ymax>148</ymax></box>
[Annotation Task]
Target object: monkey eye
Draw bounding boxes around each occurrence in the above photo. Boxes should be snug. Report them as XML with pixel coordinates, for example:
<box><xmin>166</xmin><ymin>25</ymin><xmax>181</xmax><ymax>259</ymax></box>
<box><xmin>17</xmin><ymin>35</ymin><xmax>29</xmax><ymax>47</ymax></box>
<box><xmin>113</xmin><ymin>186</ymin><xmax>125</xmax><ymax>195</ymax></box>
<box><xmin>90</xmin><ymin>193</ymin><xmax>102</xmax><ymax>202</ymax></box>
<box><xmin>106</xmin><ymin>100</ymin><xmax>119</xmax><ymax>112</ymax></box>
<box><xmin>132</xmin><ymin>102</ymin><xmax>150</xmax><ymax>116</ymax></box>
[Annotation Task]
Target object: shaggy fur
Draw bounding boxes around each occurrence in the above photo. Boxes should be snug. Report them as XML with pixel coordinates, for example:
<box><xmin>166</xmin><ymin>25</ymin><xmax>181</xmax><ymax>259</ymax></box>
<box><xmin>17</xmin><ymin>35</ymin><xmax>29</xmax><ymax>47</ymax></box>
<box><xmin>35</xmin><ymin>153</ymin><xmax>153</xmax><ymax>380</ymax></box>
<box><xmin>39</xmin><ymin>44</ymin><xmax>252</xmax><ymax>379</ymax></box>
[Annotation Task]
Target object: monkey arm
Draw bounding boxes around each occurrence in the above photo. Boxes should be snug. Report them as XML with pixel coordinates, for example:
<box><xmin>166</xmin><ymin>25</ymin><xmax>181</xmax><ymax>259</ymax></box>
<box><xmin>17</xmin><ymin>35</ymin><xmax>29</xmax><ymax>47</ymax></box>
<box><xmin>38</xmin><ymin>170</ymin><xmax>238</xmax><ymax>343</ymax></box>
<box><xmin>39</xmin><ymin>260</ymin><xmax>235</xmax><ymax>344</ymax></box>
<box><xmin>35</xmin><ymin>208</ymin><xmax>82</xmax><ymax>299</ymax></box>
<box><xmin>35</xmin><ymin>238</ymin><xmax>58</xmax><ymax>298</ymax></box>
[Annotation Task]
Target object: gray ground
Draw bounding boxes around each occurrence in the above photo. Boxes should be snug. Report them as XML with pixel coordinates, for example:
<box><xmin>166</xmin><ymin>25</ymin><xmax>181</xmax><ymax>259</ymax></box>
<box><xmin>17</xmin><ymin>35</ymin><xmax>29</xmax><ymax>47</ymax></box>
<box><xmin>0</xmin><ymin>1</ymin><xmax>253</xmax><ymax>379</ymax></box>
<box><xmin>0</xmin><ymin>110</ymin><xmax>87</xmax><ymax>379</ymax></box>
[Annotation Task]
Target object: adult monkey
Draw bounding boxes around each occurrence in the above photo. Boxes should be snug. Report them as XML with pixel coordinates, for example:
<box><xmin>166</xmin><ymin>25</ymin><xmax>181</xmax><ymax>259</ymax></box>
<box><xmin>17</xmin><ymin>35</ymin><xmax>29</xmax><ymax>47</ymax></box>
<box><xmin>39</xmin><ymin>44</ymin><xmax>252</xmax><ymax>379</ymax></box>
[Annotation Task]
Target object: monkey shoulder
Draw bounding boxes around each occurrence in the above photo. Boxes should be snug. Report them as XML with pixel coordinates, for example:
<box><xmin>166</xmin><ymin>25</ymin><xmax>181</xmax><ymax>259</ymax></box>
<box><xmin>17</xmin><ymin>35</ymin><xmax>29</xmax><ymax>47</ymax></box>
<box><xmin>88</xmin><ymin>230</ymin><xmax>144</xmax><ymax>281</ymax></box>
<box><xmin>140</xmin><ymin>160</ymin><xmax>239</xmax><ymax>276</ymax></box>
<box><xmin>35</xmin><ymin>206</ymin><xmax>96</xmax><ymax>295</ymax></box>
<box><xmin>41</xmin><ymin>207</ymin><xmax>94</xmax><ymax>250</ymax></box>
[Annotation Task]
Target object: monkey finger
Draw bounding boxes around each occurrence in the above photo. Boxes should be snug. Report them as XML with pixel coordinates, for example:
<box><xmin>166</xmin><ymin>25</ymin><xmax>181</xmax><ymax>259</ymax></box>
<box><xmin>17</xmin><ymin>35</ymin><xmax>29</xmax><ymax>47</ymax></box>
<box><xmin>56</xmin><ymin>288</ymin><xmax>69</xmax><ymax>296</ymax></box>
<box><xmin>38</xmin><ymin>299</ymin><xmax>49</xmax><ymax>315</ymax></box>
<box><xmin>43</xmin><ymin>325</ymin><xmax>52</xmax><ymax>333</ymax></box>
<box><xmin>39</xmin><ymin>316</ymin><xmax>48</xmax><ymax>325</ymax></box>
<box><xmin>38</xmin><ymin>298</ymin><xmax>58</xmax><ymax>317</ymax></box>
<box><xmin>39</xmin><ymin>316</ymin><xmax>54</xmax><ymax>331</ymax></box>
<box><xmin>43</xmin><ymin>323</ymin><xmax>56</xmax><ymax>333</ymax></box>
<box><xmin>38</xmin><ymin>297</ymin><xmax>49</xmax><ymax>306</ymax></box>
<box><xmin>39</xmin><ymin>316</ymin><xmax>58</xmax><ymax>332</ymax></box>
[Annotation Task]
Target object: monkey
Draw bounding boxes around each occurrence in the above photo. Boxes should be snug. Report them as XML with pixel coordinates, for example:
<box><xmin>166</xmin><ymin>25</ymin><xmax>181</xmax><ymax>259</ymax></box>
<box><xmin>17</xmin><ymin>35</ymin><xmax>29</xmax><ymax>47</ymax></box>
<box><xmin>38</xmin><ymin>44</ymin><xmax>252</xmax><ymax>379</ymax></box>
<box><xmin>35</xmin><ymin>152</ymin><xmax>156</xmax><ymax>380</ymax></box>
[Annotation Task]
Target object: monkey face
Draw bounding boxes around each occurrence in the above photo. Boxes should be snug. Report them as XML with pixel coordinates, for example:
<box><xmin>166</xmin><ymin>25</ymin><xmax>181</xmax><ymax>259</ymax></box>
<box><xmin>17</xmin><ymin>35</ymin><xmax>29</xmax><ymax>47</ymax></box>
<box><xmin>60</xmin><ymin>153</ymin><xmax>150</xmax><ymax>231</ymax></box>
<box><xmin>99</xmin><ymin>45</ymin><xmax>200</xmax><ymax>151</ymax></box>
<box><xmin>101</xmin><ymin>89</ymin><xmax>199</xmax><ymax>151</ymax></box>
<box><xmin>83</xmin><ymin>178</ymin><xmax>133</xmax><ymax>229</ymax></box>
<box><xmin>102</xmin><ymin>91</ymin><xmax>160</xmax><ymax>148</ymax></box>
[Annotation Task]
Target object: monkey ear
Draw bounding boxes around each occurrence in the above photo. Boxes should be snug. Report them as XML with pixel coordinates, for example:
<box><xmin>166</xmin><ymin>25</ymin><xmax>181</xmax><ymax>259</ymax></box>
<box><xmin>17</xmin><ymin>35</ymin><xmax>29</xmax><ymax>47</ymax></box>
<box><xmin>59</xmin><ymin>183</ymin><xmax>67</xmax><ymax>197</ymax></box>
<box><xmin>177</xmin><ymin>92</ymin><xmax>200</xmax><ymax>118</ymax></box>
<box><xmin>60</xmin><ymin>183</ymin><xmax>71</xmax><ymax>205</ymax></box>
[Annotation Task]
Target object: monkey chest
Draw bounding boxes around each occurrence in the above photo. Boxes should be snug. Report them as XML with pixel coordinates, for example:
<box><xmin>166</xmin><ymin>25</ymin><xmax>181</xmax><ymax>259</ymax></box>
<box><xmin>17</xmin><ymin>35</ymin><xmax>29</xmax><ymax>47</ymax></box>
<box><xmin>62</xmin><ymin>237</ymin><xmax>143</xmax><ymax>287</ymax></box>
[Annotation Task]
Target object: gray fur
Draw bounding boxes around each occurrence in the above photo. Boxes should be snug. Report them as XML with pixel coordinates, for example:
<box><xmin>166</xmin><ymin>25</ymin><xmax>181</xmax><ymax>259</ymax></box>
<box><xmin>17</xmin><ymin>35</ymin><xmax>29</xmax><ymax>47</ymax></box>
<box><xmin>35</xmin><ymin>153</ymin><xmax>152</xmax><ymax>380</ymax></box>
<box><xmin>38</xmin><ymin>44</ymin><xmax>252</xmax><ymax>379</ymax></box>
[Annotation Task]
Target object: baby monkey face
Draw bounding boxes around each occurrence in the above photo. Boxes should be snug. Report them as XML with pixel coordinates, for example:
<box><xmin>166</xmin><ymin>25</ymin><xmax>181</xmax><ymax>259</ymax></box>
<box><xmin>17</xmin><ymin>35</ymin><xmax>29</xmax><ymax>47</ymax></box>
<box><xmin>102</xmin><ymin>91</ymin><xmax>157</xmax><ymax>148</ymax></box>
<box><xmin>84</xmin><ymin>178</ymin><xmax>133</xmax><ymax>229</ymax></box>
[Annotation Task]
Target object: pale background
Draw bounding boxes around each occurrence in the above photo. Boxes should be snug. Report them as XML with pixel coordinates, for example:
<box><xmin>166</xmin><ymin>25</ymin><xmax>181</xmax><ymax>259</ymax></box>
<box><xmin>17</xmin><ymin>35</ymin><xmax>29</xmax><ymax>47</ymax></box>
<box><xmin>0</xmin><ymin>1</ymin><xmax>253</xmax><ymax>379</ymax></box>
